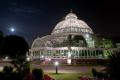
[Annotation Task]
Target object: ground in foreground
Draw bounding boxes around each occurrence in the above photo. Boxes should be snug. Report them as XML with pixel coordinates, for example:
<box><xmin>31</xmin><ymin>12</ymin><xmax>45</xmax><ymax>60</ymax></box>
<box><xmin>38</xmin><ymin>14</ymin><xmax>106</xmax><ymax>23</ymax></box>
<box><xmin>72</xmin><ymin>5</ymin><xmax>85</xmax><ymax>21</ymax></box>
<box><xmin>47</xmin><ymin>73</ymin><xmax>90</xmax><ymax>80</ymax></box>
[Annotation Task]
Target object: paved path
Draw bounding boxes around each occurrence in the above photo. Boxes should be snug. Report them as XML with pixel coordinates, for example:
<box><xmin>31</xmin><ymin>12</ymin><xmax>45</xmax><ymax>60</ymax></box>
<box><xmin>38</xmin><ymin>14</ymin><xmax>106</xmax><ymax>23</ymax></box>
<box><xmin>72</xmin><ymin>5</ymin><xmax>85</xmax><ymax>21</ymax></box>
<box><xmin>31</xmin><ymin>63</ymin><xmax>105</xmax><ymax>73</ymax></box>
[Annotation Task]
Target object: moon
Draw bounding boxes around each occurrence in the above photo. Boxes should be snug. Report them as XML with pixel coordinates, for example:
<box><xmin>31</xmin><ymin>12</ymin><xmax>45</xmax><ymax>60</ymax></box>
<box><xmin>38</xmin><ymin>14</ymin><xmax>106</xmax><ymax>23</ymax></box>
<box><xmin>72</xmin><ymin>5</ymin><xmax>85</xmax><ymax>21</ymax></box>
<box><xmin>10</xmin><ymin>28</ymin><xmax>15</xmax><ymax>32</ymax></box>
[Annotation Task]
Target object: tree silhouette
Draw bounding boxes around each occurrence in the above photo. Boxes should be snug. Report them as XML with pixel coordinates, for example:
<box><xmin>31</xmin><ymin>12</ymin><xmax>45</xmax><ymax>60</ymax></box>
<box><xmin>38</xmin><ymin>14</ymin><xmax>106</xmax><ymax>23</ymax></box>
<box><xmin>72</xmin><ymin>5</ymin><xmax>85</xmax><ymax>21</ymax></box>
<box><xmin>32</xmin><ymin>68</ymin><xmax>44</xmax><ymax>80</ymax></box>
<box><xmin>0</xmin><ymin>30</ymin><xmax>4</xmax><ymax>58</ymax></box>
<box><xmin>2</xmin><ymin>35</ymin><xmax>29</xmax><ymax>59</ymax></box>
<box><xmin>106</xmin><ymin>52</ymin><xmax>120</xmax><ymax>80</ymax></box>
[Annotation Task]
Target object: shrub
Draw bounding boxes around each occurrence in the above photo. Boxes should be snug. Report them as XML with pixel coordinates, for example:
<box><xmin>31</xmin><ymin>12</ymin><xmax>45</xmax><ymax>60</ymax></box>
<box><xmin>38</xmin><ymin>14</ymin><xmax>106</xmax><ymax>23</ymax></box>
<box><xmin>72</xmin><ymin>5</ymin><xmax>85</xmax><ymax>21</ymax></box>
<box><xmin>32</xmin><ymin>68</ymin><xmax>44</xmax><ymax>80</ymax></box>
<box><xmin>91</xmin><ymin>68</ymin><xmax>98</xmax><ymax>78</ymax></box>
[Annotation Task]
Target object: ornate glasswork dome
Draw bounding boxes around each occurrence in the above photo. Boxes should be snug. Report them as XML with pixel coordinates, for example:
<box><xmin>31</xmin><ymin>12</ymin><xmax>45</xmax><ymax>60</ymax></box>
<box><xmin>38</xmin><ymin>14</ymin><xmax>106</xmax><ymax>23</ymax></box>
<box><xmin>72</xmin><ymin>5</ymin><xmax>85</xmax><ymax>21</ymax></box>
<box><xmin>31</xmin><ymin>12</ymin><xmax>94</xmax><ymax>48</ymax></box>
<box><xmin>52</xmin><ymin>12</ymin><xmax>93</xmax><ymax>35</ymax></box>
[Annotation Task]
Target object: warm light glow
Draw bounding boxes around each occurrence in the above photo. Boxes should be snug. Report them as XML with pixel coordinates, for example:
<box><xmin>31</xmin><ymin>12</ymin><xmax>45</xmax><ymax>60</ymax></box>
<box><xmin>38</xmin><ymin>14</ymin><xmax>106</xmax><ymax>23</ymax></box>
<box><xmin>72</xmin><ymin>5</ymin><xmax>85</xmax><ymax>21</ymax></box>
<box><xmin>2</xmin><ymin>56</ymin><xmax>9</xmax><ymax>61</ymax></box>
<box><xmin>54</xmin><ymin>61</ymin><xmax>59</xmax><ymax>66</ymax></box>
<box><xmin>45</xmin><ymin>58</ymin><xmax>51</xmax><ymax>61</ymax></box>
<box><xmin>67</xmin><ymin>59</ymin><xmax>71</xmax><ymax>65</ymax></box>
<box><xmin>0</xmin><ymin>67</ymin><xmax>3</xmax><ymax>71</ymax></box>
<box><xmin>48</xmin><ymin>58</ymin><xmax>51</xmax><ymax>61</ymax></box>
<box><xmin>5</xmin><ymin>56</ymin><xmax>8</xmax><ymax>60</ymax></box>
<box><xmin>85</xmin><ymin>34</ymin><xmax>89</xmax><ymax>38</ymax></box>
<box><xmin>41</xmin><ymin>55</ymin><xmax>44</xmax><ymax>58</ymax></box>
<box><xmin>26</xmin><ymin>57</ymin><xmax>30</xmax><ymax>61</ymax></box>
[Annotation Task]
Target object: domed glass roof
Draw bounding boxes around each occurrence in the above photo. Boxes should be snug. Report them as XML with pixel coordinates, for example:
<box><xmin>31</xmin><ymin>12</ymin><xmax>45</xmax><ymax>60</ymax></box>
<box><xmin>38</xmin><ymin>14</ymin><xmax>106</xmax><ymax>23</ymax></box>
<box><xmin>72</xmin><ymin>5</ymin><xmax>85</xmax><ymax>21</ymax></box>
<box><xmin>31</xmin><ymin>12</ymin><xmax>94</xmax><ymax>48</ymax></box>
<box><xmin>51</xmin><ymin>12</ymin><xmax>93</xmax><ymax>35</ymax></box>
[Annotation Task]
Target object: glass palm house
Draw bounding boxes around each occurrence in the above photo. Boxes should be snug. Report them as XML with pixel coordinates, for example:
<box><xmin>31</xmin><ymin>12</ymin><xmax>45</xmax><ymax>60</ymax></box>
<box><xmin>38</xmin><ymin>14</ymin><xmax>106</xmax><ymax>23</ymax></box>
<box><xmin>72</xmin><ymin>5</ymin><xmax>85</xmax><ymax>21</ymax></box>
<box><xmin>28</xmin><ymin>12</ymin><xmax>120</xmax><ymax>64</ymax></box>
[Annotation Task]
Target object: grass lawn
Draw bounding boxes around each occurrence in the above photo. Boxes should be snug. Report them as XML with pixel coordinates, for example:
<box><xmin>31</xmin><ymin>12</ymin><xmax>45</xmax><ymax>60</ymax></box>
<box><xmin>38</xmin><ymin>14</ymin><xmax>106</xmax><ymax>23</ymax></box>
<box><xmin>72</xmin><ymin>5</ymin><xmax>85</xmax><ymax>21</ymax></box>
<box><xmin>47</xmin><ymin>73</ymin><xmax>91</xmax><ymax>80</ymax></box>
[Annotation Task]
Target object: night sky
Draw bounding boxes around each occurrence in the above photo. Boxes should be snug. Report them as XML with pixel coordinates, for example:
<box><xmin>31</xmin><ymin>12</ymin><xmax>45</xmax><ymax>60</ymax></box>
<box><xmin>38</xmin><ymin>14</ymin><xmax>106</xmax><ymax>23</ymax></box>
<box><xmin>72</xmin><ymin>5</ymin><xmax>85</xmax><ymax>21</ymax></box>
<box><xmin>0</xmin><ymin>0</ymin><xmax>120</xmax><ymax>45</ymax></box>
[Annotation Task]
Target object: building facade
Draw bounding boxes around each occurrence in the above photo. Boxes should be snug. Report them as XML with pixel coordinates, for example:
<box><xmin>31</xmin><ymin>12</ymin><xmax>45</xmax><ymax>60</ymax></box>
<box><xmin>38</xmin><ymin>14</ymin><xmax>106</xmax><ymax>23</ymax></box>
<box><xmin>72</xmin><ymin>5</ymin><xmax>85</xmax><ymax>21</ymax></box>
<box><xmin>29</xmin><ymin>12</ymin><xmax>120</xmax><ymax>64</ymax></box>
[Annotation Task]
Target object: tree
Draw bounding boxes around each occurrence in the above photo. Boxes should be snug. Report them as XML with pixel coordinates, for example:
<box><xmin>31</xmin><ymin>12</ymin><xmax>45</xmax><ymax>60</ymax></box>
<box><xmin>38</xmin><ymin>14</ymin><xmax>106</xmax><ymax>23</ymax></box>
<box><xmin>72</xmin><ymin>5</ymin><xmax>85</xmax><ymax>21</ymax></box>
<box><xmin>106</xmin><ymin>52</ymin><xmax>120</xmax><ymax>80</ymax></box>
<box><xmin>94</xmin><ymin>36</ymin><xmax>114</xmax><ymax>48</ymax></box>
<box><xmin>0</xmin><ymin>30</ymin><xmax>4</xmax><ymax>42</ymax></box>
<box><xmin>2</xmin><ymin>35</ymin><xmax>29</xmax><ymax>59</ymax></box>
<box><xmin>0</xmin><ymin>30</ymin><xmax>4</xmax><ymax>59</ymax></box>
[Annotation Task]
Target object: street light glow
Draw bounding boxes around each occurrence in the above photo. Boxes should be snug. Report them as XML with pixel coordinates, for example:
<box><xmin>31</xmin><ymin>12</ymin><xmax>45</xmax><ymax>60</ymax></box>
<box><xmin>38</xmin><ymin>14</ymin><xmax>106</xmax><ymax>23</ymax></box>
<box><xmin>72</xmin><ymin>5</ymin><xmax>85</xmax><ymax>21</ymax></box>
<box><xmin>0</xmin><ymin>67</ymin><xmax>3</xmax><ymax>71</ymax></box>
<box><xmin>54</xmin><ymin>61</ymin><xmax>59</xmax><ymax>74</ymax></box>
<box><xmin>41</xmin><ymin>55</ymin><xmax>44</xmax><ymax>58</ymax></box>
<box><xmin>5</xmin><ymin>56</ymin><xmax>9</xmax><ymax>60</ymax></box>
<box><xmin>67</xmin><ymin>59</ymin><xmax>71</xmax><ymax>65</ymax></box>
<box><xmin>26</xmin><ymin>57</ymin><xmax>30</xmax><ymax>61</ymax></box>
<box><xmin>54</xmin><ymin>61</ymin><xmax>59</xmax><ymax>66</ymax></box>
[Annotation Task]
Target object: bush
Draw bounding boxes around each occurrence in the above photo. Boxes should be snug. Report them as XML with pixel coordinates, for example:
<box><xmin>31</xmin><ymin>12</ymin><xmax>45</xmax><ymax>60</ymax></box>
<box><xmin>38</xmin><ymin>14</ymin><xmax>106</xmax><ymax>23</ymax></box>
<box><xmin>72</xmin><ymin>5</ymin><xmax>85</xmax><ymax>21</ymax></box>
<box><xmin>32</xmin><ymin>68</ymin><xmax>44</xmax><ymax>80</ymax></box>
<box><xmin>107</xmin><ymin>52</ymin><xmax>120</xmax><ymax>80</ymax></box>
<box><xmin>91</xmin><ymin>68</ymin><xmax>98</xmax><ymax>78</ymax></box>
<box><xmin>3</xmin><ymin>66</ymin><xmax>13</xmax><ymax>74</ymax></box>
<box><xmin>91</xmin><ymin>68</ymin><xmax>107</xmax><ymax>79</ymax></box>
<box><xmin>2</xmin><ymin>66</ymin><xmax>16</xmax><ymax>80</ymax></box>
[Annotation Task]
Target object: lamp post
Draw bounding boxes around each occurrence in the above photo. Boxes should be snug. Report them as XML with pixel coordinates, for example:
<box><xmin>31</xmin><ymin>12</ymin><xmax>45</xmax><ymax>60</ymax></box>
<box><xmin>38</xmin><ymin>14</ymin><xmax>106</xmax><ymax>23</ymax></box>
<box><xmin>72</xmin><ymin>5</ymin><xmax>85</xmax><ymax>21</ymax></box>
<box><xmin>54</xmin><ymin>61</ymin><xmax>59</xmax><ymax>74</ymax></box>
